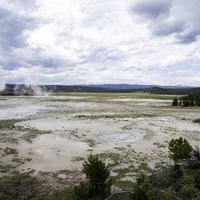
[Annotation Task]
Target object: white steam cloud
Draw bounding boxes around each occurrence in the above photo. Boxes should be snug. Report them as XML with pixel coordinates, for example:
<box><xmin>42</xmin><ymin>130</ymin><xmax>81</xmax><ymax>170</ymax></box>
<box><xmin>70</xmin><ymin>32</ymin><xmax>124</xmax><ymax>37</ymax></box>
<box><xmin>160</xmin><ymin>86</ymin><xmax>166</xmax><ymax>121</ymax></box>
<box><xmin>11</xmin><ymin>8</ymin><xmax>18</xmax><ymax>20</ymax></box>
<box><xmin>0</xmin><ymin>77</ymin><xmax>5</xmax><ymax>92</ymax></box>
<box><xmin>14</xmin><ymin>77</ymin><xmax>52</xmax><ymax>96</ymax></box>
<box><xmin>25</xmin><ymin>76</ymin><xmax>49</xmax><ymax>96</ymax></box>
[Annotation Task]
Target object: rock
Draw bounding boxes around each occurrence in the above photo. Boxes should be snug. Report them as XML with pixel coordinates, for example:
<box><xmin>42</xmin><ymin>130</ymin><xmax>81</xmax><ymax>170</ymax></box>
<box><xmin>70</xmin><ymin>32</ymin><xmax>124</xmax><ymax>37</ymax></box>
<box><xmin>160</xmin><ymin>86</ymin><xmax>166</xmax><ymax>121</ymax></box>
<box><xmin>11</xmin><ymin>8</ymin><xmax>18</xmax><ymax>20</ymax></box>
<box><xmin>57</xmin><ymin>174</ymin><xmax>67</xmax><ymax>179</ymax></box>
<box><xmin>153</xmin><ymin>141</ymin><xmax>159</xmax><ymax>145</ymax></box>
<box><xmin>87</xmin><ymin>149</ymin><xmax>93</xmax><ymax>151</ymax></box>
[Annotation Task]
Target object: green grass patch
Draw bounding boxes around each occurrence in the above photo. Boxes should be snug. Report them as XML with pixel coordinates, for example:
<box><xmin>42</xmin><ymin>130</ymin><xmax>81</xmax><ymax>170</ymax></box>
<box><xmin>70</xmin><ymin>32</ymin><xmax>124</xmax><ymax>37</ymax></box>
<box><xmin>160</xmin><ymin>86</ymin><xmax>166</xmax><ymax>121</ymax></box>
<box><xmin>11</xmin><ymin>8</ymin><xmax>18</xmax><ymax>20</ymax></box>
<box><xmin>136</xmin><ymin>163</ymin><xmax>151</xmax><ymax>172</ymax></box>
<box><xmin>47</xmin><ymin>187</ymin><xmax>75</xmax><ymax>200</ymax></box>
<box><xmin>75</xmin><ymin>113</ymin><xmax>157</xmax><ymax>120</ymax></box>
<box><xmin>82</xmin><ymin>139</ymin><xmax>96</xmax><ymax>147</ymax></box>
<box><xmin>45</xmin><ymin>99</ymin><xmax>71</xmax><ymax>102</ymax></box>
<box><xmin>51</xmin><ymin>92</ymin><xmax>178</xmax><ymax>100</ymax></box>
<box><xmin>116</xmin><ymin>180</ymin><xmax>136</xmax><ymax>190</ymax></box>
<box><xmin>113</xmin><ymin>167</ymin><xmax>132</xmax><ymax>176</ymax></box>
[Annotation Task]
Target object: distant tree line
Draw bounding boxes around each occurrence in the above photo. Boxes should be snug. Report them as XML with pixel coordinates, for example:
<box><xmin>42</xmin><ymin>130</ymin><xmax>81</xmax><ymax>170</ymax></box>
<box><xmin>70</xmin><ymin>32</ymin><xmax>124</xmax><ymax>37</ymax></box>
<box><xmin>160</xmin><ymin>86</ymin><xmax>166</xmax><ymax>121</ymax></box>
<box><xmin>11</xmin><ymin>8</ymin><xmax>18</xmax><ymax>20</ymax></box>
<box><xmin>0</xmin><ymin>91</ymin><xmax>32</xmax><ymax>96</ymax></box>
<box><xmin>172</xmin><ymin>93</ymin><xmax>200</xmax><ymax>107</ymax></box>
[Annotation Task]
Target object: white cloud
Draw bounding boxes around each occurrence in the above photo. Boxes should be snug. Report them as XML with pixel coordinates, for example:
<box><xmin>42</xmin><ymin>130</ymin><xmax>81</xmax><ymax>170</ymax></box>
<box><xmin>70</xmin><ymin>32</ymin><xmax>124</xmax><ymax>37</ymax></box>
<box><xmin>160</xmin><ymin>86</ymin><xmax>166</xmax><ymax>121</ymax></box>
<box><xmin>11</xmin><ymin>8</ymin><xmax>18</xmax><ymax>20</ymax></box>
<box><xmin>0</xmin><ymin>0</ymin><xmax>200</xmax><ymax>86</ymax></box>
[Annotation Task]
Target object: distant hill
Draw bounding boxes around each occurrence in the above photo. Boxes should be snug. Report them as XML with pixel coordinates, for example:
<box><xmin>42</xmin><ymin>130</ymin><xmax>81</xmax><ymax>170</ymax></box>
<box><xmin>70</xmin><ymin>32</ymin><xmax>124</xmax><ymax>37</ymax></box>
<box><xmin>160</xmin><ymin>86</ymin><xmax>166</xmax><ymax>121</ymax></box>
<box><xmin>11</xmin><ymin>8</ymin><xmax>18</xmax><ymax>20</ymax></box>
<box><xmin>190</xmin><ymin>87</ymin><xmax>200</xmax><ymax>93</ymax></box>
<box><xmin>86</xmin><ymin>84</ymin><xmax>157</xmax><ymax>89</ymax></box>
<box><xmin>0</xmin><ymin>84</ymin><xmax>197</xmax><ymax>95</ymax></box>
<box><xmin>140</xmin><ymin>87</ymin><xmax>167</xmax><ymax>94</ymax></box>
<box><xmin>2</xmin><ymin>84</ymin><xmax>113</xmax><ymax>93</ymax></box>
<box><xmin>84</xmin><ymin>84</ymin><xmax>194</xmax><ymax>90</ymax></box>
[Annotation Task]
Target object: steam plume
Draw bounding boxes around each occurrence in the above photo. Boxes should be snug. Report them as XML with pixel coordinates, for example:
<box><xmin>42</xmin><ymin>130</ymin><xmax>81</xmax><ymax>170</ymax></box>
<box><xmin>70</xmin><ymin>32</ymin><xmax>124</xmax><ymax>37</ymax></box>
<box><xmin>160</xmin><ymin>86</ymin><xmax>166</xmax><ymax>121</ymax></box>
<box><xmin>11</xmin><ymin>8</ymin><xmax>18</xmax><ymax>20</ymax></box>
<box><xmin>0</xmin><ymin>77</ymin><xmax>5</xmax><ymax>92</ymax></box>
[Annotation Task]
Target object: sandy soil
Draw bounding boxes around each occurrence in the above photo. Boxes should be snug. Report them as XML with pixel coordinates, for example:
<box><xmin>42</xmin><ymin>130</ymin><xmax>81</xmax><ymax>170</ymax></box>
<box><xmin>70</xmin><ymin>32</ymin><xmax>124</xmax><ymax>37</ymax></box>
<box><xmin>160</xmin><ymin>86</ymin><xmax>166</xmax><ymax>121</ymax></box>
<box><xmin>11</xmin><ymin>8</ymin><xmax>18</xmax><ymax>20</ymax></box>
<box><xmin>0</xmin><ymin>95</ymin><xmax>200</xmax><ymax>189</ymax></box>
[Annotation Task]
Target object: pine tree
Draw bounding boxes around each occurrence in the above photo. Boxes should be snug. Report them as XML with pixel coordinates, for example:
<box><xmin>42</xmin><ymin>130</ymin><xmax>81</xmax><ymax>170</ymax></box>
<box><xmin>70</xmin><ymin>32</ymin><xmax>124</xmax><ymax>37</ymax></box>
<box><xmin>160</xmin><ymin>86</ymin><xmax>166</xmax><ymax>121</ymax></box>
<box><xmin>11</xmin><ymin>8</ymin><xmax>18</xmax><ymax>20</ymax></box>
<box><xmin>196</xmin><ymin>97</ymin><xmax>200</xmax><ymax>106</ymax></box>
<box><xmin>74</xmin><ymin>154</ymin><xmax>112</xmax><ymax>199</ymax></box>
<box><xmin>172</xmin><ymin>98</ymin><xmax>178</xmax><ymax>106</ymax></box>
<box><xmin>168</xmin><ymin>137</ymin><xmax>193</xmax><ymax>164</ymax></box>
<box><xmin>179</xmin><ymin>98</ymin><xmax>182</xmax><ymax>106</ymax></box>
<box><xmin>190</xmin><ymin>100</ymin><xmax>194</xmax><ymax>106</ymax></box>
<box><xmin>182</xmin><ymin>99</ymin><xmax>189</xmax><ymax>107</ymax></box>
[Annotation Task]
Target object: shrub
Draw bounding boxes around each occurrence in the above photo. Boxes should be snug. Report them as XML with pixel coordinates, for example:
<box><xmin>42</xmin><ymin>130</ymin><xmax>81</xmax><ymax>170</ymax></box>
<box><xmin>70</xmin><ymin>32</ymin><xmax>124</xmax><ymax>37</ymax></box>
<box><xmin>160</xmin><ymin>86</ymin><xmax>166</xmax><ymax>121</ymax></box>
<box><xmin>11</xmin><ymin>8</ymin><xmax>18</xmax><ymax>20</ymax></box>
<box><xmin>74</xmin><ymin>154</ymin><xmax>112</xmax><ymax>199</ymax></box>
<box><xmin>168</xmin><ymin>137</ymin><xmax>192</xmax><ymax>164</ymax></box>
<box><xmin>196</xmin><ymin>97</ymin><xmax>200</xmax><ymax>106</ymax></box>
<box><xmin>190</xmin><ymin>100</ymin><xmax>194</xmax><ymax>106</ymax></box>
<box><xmin>172</xmin><ymin>98</ymin><xmax>178</xmax><ymax>106</ymax></box>
<box><xmin>193</xmin><ymin>118</ymin><xmax>200</xmax><ymax>123</ymax></box>
<box><xmin>131</xmin><ymin>174</ymin><xmax>148</xmax><ymax>200</ymax></box>
<box><xmin>169</xmin><ymin>164</ymin><xmax>183</xmax><ymax>180</ymax></box>
<box><xmin>182</xmin><ymin>100</ymin><xmax>189</xmax><ymax>107</ymax></box>
<box><xmin>193</xmin><ymin>170</ymin><xmax>200</xmax><ymax>189</ymax></box>
<box><xmin>74</xmin><ymin>182</ymin><xmax>88</xmax><ymax>199</ymax></box>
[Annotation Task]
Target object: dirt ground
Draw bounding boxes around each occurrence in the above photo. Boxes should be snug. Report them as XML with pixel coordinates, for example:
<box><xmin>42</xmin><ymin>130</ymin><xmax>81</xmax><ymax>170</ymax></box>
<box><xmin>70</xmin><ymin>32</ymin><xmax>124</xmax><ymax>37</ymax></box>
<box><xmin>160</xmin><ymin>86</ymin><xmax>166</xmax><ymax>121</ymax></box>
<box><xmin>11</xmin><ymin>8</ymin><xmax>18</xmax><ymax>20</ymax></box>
<box><xmin>0</xmin><ymin>94</ymin><xmax>200</xmax><ymax>193</ymax></box>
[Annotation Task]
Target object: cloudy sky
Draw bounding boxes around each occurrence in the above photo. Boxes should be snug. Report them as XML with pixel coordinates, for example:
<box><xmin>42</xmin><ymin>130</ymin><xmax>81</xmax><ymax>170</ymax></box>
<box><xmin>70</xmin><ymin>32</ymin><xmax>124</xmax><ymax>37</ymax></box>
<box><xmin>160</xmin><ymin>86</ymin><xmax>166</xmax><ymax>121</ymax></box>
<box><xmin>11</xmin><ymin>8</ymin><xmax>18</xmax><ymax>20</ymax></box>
<box><xmin>0</xmin><ymin>0</ymin><xmax>200</xmax><ymax>89</ymax></box>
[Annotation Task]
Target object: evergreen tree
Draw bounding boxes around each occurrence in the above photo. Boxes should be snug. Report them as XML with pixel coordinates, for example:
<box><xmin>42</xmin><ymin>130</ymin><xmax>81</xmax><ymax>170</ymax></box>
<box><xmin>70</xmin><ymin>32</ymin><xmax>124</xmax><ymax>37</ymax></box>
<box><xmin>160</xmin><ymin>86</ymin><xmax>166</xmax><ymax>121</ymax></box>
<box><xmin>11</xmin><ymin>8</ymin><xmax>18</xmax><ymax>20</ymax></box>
<box><xmin>168</xmin><ymin>137</ymin><xmax>193</xmax><ymax>164</ymax></box>
<box><xmin>182</xmin><ymin>99</ymin><xmax>189</xmax><ymax>107</ymax></box>
<box><xmin>196</xmin><ymin>97</ymin><xmax>200</xmax><ymax>106</ymax></box>
<box><xmin>179</xmin><ymin>98</ymin><xmax>182</xmax><ymax>106</ymax></box>
<box><xmin>131</xmin><ymin>174</ymin><xmax>148</xmax><ymax>200</ymax></box>
<box><xmin>74</xmin><ymin>154</ymin><xmax>112</xmax><ymax>199</ymax></box>
<box><xmin>189</xmin><ymin>100</ymin><xmax>194</xmax><ymax>106</ymax></box>
<box><xmin>172</xmin><ymin>98</ymin><xmax>178</xmax><ymax>106</ymax></box>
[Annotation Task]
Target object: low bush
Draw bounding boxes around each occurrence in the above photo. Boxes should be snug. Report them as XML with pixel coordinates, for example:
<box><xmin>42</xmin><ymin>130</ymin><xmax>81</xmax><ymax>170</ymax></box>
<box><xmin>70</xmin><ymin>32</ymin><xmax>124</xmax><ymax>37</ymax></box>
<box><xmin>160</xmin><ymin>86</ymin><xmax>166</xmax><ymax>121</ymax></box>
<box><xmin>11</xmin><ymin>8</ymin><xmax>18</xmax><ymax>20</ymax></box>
<box><xmin>193</xmin><ymin>118</ymin><xmax>200</xmax><ymax>123</ymax></box>
<box><xmin>74</xmin><ymin>154</ymin><xmax>112</xmax><ymax>199</ymax></box>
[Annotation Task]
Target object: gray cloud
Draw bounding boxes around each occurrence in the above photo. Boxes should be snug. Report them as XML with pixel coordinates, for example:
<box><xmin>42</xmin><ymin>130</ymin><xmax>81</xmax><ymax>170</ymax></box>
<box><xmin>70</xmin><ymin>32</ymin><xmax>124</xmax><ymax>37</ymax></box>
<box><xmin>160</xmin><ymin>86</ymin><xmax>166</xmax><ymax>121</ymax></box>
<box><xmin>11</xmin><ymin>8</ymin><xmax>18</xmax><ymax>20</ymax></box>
<box><xmin>7</xmin><ymin>0</ymin><xmax>37</xmax><ymax>6</ymax></box>
<box><xmin>79</xmin><ymin>44</ymin><xmax>125</xmax><ymax>65</ymax></box>
<box><xmin>28</xmin><ymin>50</ymin><xmax>78</xmax><ymax>70</ymax></box>
<box><xmin>87</xmin><ymin>46</ymin><xmax>108</xmax><ymax>62</ymax></box>
<box><xmin>151</xmin><ymin>20</ymin><xmax>186</xmax><ymax>36</ymax></box>
<box><xmin>0</xmin><ymin>6</ymin><xmax>64</xmax><ymax>71</ymax></box>
<box><xmin>130</xmin><ymin>0</ymin><xmax>172</xmax><ymax>21</ymax></box>
<box><xmin>0</xmin><ymin>7</ymin><xmax>38</xmax><ymax>51</ymax></box>
<box><xmin>129</xmin><ymin>0</ymin><xmax>200</xmax><ymax>44</ymax></box>
<box><xmin>175</xmin><ymin>25</ymin><xmax>200</xmax><ymax>44</ymax></box>
<box><xmin>0</xmin><ymin>7</ymin><xmax>11</xmax><ymax>18</ymax></box>
<box><xmin>0</xmin><ymin>57</ymin><xmax>29</xmax><ymax>70</ymax></box>
<box><xmin>122</xmin><ymin>66</ymin><xmax>137</xmax><ymax>71</ymax></box>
